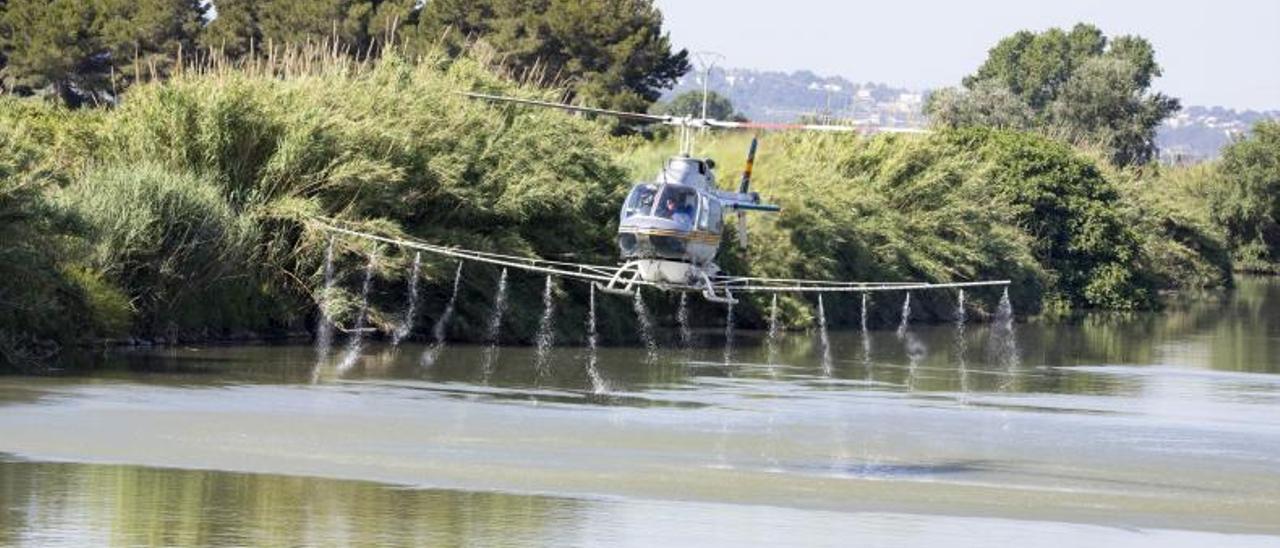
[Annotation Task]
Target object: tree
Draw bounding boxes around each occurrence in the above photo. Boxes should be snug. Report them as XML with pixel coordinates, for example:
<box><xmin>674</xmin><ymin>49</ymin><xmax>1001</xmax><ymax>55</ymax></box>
<box><xmin>1047</xmin><ymin>56</ymin><xmax>1179</xmax><ymax>166</ymax></box>
<box><xmin>201</xmin><ymin>0</ymin><xmax>260</xmax><ymax>58</ymax></box>
<box><xmin>97</xmin><ymin>0</ymin><xmax>206</xmax><ymax>82</ymax></box>
<box><xmin>927</xmin><ymin>23</ymin><xmax>1179</xmax><ymax>166</ymax></box>
<box><xmin>0</xmin><ymin>0</ymin><xmax>104</xmax><ymax>103</ymax></box>
<box><xmin>926</xmin><ymin>81</ymin><xmax>1033</xmax><ymax>131</ymax></box>
<box><xmin>418</xmin><ymin>0</ymin><xmax>689</xmax><ymax>114</ymax></box>
<box><xmin>0</xmin><ymin>1</ymin><xmax>6</xmax><ymax>90</ymax></box>
<box><xmin>655</xmin><ymin>90</ymin><xmax>742</xmax><ymax>120</ymax></box>
<box><xmin>0</xmin><ymin>0</ymin><xmax>205</xmax><ymax>105</ymax></box>
<box><xmin>201</xmin><ymin>0</ymin><xmax>418</xmax><ymax>60</ymax></box>
<box><xmin>1213</xmin><ymin>121</ymin><xmax>1280</xmax><ymax>268</ymax></box>
<box><xmin>258</xmin><ymin>0</ymin><xmax>372</xmax><ymax>51</ymax></box>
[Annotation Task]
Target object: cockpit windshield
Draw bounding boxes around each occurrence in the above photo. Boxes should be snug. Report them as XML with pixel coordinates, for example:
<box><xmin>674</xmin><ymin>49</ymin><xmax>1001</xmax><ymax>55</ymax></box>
<box><xmin>622</xmin><ymin>184</ymin><xmax>658</xmax><ymax>219</ymax></box>
<box><xmin>621</xmin><ymin>183</ymin><xmax>701</xmax><ymax>228</ymax></box>
<box><xmin>654</xmin><ymin>185</ymin><xmax>699</xmax><ymax>227</ymax></box>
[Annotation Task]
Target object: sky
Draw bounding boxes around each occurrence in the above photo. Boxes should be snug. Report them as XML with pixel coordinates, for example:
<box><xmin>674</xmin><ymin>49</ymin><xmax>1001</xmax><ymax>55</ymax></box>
<box><xmin>654</xmin><ymin>0</ymin><xmax>1280</xmax><ymax>111</ymax></box>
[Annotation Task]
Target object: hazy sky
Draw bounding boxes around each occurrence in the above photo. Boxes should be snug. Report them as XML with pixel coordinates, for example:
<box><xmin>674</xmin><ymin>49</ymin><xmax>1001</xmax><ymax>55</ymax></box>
<box><xmin>654</xmin><ymin>0</ymin><xmax>1280</xmax><ymax>111</ymax></box>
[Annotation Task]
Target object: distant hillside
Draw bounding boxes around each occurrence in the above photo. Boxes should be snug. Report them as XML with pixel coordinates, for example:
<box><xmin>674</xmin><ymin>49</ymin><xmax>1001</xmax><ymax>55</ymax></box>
<box><xmin>1158</xmin><ymin>106</ymin><xmax>1280</xmax><ymax>163</ymax></box>
<box><xmin>660</xmin><ymin>67</ymin><xmax>926</xmax><ymax>129</ymax></box>
<box><xmin>662</xmin><ymin>67</ymin><xmax>1279</xmax><ymax>161</ymax></box>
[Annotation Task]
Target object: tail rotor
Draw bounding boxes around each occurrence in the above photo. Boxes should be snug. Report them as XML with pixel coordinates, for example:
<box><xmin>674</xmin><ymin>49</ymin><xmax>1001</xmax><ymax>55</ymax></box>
<box><xmin>736</xmin><ymin>136</ymin><xmax>758</xmax><ymax>248</ymax></box>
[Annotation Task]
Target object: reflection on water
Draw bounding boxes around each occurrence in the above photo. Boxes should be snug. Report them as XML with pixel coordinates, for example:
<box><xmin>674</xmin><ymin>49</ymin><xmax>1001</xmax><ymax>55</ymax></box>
<box><xmin>1</xmin><ymin>278</ymin><xmax>1279</xmax><ymax>545</ymax></box>
<box><xmin>7</xmin><ymin>459</ymin><xmax>1277</xmax><ymax>548</ymax></box>
<box><xmin>53</xmin><ymin>278</ymin><xmax>1280</xmax><ymax>394</ymax></box>
<box><xmin>0</xmin><ymin>458</ymin><xmax>575</xmax><ymax>547</ymax></box>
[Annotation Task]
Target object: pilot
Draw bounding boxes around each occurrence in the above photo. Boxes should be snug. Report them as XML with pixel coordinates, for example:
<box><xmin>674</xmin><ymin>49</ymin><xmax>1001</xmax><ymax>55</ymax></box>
<box><xmin>663</xmin><ymin>196</ymin><xmax>694</xmax><ymax>226</ymax></box>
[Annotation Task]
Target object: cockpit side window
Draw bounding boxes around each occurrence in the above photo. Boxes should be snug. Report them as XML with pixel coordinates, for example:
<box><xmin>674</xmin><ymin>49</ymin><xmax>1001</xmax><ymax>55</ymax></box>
<box><xmin>654</xmin><ymin>185</ymin><xmax>699</xmax><ymax>228</ymax></box>
<box><xmin>696</xmin><ymin>195</ymin><xmax>710</xmax><ymax>230</ymax></box>
<box><xmin>622</xmin><ymin>184</ymin><xmax>658</xmax><ymax>219</ymax></box>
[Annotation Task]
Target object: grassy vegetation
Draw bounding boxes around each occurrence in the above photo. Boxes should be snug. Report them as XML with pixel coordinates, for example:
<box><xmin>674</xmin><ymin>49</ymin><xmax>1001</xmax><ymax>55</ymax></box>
<box><xmin>0</xmin><ymin>48</ymin><xmax>642</xmax><ymax>368</ymax></box>
<box><xmin>0</xmin><ymin>49</ymin><xmax>1271</xmax><ymax>369</ymax></box>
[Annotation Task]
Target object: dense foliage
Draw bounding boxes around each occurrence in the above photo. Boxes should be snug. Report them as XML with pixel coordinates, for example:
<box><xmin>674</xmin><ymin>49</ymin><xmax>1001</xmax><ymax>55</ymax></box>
<box><xmin>653</xmin><ymin>90</ymin><xmax>743</xmax><ymax>120</ymax></box>
<box><xmin>0</xmin><ymin>51</ymin><xmax>647</xmax><ymax>368</ymax></box>
<box><xmin>200</xmin><ymin>0</ymin><xmax>412</xmax><ymax>59</ymax></box>
<box><xmin>927</xmin><ymin>23</ymin><xmax>1180</xmax><ymax>167</ymax></box>
<box><xmin>1211</xmin><ymin>121</ymin><xmax>1280</xmax><ymax>270</ymax></box>
<box><xmin>0</xmin><ymin>0</ymin><xmax>206</xmax><ymax>105</ymax></box>
<box><xmin>419</xmin><ymin>0</ymin><xmax>689</xmax><ymax>115</ymax></box>
<box><xmin>0</xmin><ymin>0</ymin><xmax>689</xmax><ymax>116</ymax></box>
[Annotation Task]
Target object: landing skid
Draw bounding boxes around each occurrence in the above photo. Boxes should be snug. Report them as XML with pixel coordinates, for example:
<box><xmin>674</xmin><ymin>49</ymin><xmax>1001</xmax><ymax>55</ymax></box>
<box><xmin>594</xmin><ymin>260</ymin><xmax>645</xmax><ymax>297</ymax></box>
<box><xmin>593</xmin><ymin>260</ymin><xmax>738</xmax><ymax>304</ymax></box>
<box><xmin>696</xmin><ymin>270</ymin><xmax>736</xmax><ymax>304</ymax></box>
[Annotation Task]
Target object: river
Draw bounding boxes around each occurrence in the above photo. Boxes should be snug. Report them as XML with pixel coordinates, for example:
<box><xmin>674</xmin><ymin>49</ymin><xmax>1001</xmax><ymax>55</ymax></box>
<box><xmin>1</xmin><ymin>279</ymin><xmax>1278</xmax><ymax>546</ymax></box>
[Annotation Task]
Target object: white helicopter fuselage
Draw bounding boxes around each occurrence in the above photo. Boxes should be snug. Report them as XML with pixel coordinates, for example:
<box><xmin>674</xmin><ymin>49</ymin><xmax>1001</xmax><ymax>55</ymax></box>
<box><xmin>615</xmin><ymin>156</ymin><xmax>773</xmax><ymax>287</ymax></box>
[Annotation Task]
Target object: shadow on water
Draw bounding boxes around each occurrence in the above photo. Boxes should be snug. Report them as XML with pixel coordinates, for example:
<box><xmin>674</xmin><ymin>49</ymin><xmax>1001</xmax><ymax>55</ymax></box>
<box><xmin>356</xmin><ymin>380</ymin><xmax>711</xmax><ymax>410</ymax></box>
<box><xmin>779</xmin><ymin>457</ymin><xmax>1228</xmax><ymax>495</ymax></box>
<box><xmin>787</xmin><ymin>459</ymin><xmax>992</xmax><ymax>479</ymax></box>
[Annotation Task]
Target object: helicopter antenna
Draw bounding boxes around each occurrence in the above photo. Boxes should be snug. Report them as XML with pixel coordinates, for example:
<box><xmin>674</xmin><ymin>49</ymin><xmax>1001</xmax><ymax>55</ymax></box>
<box><xmin>691</xmin><ymin>51</ymin><xmax>725</xmax><ymax>134</ymax></box>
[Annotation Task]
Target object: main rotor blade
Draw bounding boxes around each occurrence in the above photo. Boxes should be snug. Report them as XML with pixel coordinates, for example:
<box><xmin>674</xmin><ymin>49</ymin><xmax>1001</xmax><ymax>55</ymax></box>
<box><xmin>460</xmin><ymin>91</ymin><xmax>670</xmax><ymax>124</ymax></box>
<box><xmin>462</xmin><ymin>91</ymin><xmax>932</xmax><ymax>134</ymax></box>
<box><xmin>870</xmin><ymin>126</ymin><xmax>932</xmax><ymax>134</ymax></box>
<box><xmin>704</xmin><ymin>119</ymin><xmax>860</xmax><ymax>132</ymax></box>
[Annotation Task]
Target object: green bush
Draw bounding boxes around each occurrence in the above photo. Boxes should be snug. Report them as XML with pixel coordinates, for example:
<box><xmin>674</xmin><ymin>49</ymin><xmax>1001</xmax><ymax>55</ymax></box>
<box><xmin>0</xmin><ymin>119</ymin><xmax>121</xmax><ymax>367</ymax></box>
<box><xmin>1112</xmin><ymin>163</ymin><xmax>1233</xmax><ymax>290</ymax></box>
<box><xmin>961</xmin><ymin>129</ymin><xmax>1156</xmax><ymax>309</ymax></box>
<box><xmin>2</xmin><ymin>51</ymin><xmax>640</xmax><ymax>353</ymax></box>
<box><xmin>1211</xmin><ymin>121</ymin><xmax>1280</xmax><ymax>271</ymax></box>
<box><xmin>57</xmin><ymin>163</ymin><xmax>261</xmax><ymax>334</ymax></box>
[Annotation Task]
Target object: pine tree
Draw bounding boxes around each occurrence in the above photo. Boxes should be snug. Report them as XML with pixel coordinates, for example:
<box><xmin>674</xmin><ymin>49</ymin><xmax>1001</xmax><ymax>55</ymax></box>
<box><xmin>201</xmin><ymin>0</ymin><xmax>260</xmax><ymax>58</ymax></box>
<box><xmin>0</xmin><ymin>1</ymin><xmax>7</xmax><ymax>88</ymax></box>
<box><xmin>202</xmin><ymin>0</ymin><xmax>418</xmax><ymax>60</ymax></box>
<box><xmin>0</xmin><ymin>0</ymin><xmax>205</xmax><ymax>105</ymax></box>
<box><xmin>257</xmin><ymin>0</ymin><xmax>408</xmax><ymax>54</ymax></box>
<box><xmin>0</xmin><ymin>0</ymin><xmax>103</xmax><ymax>103</ymax></box>
<box><xmin>98</xmin><ymin>0</ymin><xmax>207</xmax><ymax>85</ymax></box>
<box><xmin>418</xmin><ymin>0</ymin><xmax>689</xmax><ymax>114</ymax></box>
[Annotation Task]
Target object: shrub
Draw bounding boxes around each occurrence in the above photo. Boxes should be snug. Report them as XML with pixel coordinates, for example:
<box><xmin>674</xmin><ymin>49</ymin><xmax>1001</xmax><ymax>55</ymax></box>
<box><xmin>57</xmin><ymin>163</ymin><xmax>261</xmax><ymax>334</ymax></box>
<box><xmin>1212</xmin><ymin>121</ymin><xmax>1280</xmax><ymax>271</ymax></box>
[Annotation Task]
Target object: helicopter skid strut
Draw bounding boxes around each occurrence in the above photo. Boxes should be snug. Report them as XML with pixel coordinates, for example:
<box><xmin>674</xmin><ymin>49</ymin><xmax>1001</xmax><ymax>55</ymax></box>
<box><xmin>593</xmin><ymin>260</ymin><xmax>738</xmax><ymax>304</ymax></box>
<box><xmin>697</xmin><ymin>270</ymin><xmax>737</xmax><ymax>305</ymax></box>
<box><xmin>594</xmin><ymin>261</ymin><xmax>645</xmax><ymax>297</ymax></box>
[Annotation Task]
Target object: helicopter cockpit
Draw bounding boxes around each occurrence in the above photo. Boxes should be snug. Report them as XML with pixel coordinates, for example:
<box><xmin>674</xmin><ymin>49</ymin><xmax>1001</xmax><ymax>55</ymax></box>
<box><xmin>618</xmin><ymin>180</ymin><xmax>724</xmax><ymax>264</ymax></box>
<box><xmin>621</xmin><ymin>184</ymin><xmax>701</xmax><ymax>228</ymax></box>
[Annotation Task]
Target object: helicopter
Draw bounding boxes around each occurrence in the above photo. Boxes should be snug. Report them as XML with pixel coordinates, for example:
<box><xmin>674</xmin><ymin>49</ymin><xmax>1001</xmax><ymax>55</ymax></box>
<box><xmin>461</xmin><ymin>91</ymin><xmax>931</xmax><ymax>303</ymax></box>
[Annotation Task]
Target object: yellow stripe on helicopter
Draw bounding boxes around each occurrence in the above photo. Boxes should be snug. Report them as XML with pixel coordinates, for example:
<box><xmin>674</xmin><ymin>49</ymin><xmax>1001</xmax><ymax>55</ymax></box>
<box><xmin>620</xmin><ymin>227</ymin><xmax>721</xmax><ymax>244</ymax></box>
